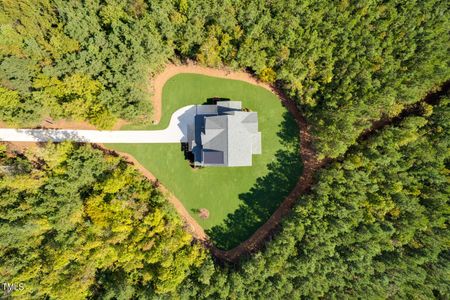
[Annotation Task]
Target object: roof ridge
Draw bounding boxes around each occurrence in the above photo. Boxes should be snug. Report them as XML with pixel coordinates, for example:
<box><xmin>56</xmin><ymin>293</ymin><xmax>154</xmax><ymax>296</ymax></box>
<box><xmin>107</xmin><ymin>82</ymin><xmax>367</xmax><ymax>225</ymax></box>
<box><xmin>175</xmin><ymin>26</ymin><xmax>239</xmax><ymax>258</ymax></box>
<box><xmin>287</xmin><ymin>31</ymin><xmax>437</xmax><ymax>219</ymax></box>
<box><xmin>201</xmin><ymin>127</ymin><xmax>224</xmax><ymax>144</ymax></box>
<box><xmin>241</xmin><ymin>112</ymin><xmax>257</xmax><ymax>123</ymax></box>
<box><xmin>225</xmin><ymin>115</ymin><xmax>229</xmax><ymax>165</ymax></box>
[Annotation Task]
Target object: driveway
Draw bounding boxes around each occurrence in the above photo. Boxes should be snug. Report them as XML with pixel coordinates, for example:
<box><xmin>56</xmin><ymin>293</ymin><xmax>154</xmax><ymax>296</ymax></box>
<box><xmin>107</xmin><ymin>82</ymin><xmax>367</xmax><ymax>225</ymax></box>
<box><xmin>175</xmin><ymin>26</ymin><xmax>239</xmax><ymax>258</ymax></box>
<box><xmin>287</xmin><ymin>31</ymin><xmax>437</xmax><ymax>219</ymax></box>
<box><xmin>0</xmin><ymin>105</ymin><xmax>196</xmax><ymax>143</ymax></box>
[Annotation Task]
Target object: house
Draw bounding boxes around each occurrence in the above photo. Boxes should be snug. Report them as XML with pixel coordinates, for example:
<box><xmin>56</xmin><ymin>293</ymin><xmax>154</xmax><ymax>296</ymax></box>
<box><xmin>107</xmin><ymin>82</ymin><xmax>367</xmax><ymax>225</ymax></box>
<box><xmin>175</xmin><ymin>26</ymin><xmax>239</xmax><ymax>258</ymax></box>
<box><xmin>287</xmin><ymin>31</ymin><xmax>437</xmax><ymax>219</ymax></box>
<box><xmin>187</xmin><ymin>101</ymin><xmax>261</xmax><ymax>167</ymax></box>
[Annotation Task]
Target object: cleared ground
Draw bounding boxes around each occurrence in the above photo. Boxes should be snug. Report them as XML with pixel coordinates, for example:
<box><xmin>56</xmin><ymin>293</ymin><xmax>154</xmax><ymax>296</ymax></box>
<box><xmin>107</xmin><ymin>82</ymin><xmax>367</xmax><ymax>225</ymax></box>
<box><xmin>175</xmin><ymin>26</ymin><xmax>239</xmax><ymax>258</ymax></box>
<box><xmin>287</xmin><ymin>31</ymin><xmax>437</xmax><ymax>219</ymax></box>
<box><xmin>107</xmin><ymin>73</ymin><xmax>302</xmax><ymax>249</ymax></box>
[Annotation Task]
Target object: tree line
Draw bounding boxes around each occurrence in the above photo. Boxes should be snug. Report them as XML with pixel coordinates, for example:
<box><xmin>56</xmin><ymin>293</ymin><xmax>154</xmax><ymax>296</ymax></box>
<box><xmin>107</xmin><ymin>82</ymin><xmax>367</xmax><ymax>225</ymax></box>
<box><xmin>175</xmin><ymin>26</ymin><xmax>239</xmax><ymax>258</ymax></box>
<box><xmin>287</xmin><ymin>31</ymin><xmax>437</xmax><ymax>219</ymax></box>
<box><xmin>0</xmin><ymin>142</ymin><xmax>205</xmax><ymax>299</ymax></box>
<box><xmin>172</xmin><ymin>94</ymin><xmax>449</xmax><ymax>299</ymax></box>
<box><xmin>1</xmin><ymin>0</ymin><xmax>448</xmax><ymax>157</ymax></box>
<box><xmin>0</xmin><ymin>0</ymin><xmax>449</xmax><ymax>298</ymax></box>
<box><xmin>2</xmin><ymin>95</ymin><xmax>447</xmax><ymax>298</ymax></box>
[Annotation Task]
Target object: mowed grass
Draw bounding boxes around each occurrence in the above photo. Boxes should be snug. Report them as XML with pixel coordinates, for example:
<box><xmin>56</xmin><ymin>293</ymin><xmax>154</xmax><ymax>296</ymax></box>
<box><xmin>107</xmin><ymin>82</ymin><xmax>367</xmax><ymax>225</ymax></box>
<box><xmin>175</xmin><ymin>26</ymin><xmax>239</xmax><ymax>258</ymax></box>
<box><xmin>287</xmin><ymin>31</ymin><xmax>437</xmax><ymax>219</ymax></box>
<box><xmin>107</xmin><ymin>73</ymin><xmax>302</xmax><ymax>249</ymax></box>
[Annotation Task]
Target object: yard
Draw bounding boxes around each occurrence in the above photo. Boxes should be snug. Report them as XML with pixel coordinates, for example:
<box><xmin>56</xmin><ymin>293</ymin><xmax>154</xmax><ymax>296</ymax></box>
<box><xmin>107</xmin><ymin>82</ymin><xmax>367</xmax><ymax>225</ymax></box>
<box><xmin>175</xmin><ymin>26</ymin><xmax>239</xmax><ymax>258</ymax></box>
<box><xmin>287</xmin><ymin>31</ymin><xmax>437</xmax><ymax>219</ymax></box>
<box><xmin>107</xmin><ymin>73</ymin><xmax>302</xmax><ymax>250</ymax></box>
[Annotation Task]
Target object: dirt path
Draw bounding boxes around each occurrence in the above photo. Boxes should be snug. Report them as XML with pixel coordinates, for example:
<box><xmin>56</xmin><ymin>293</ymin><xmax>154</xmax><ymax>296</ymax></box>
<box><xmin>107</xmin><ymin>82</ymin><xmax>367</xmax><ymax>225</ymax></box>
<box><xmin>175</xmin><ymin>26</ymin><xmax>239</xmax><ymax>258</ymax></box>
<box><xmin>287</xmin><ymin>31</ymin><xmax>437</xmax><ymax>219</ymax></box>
<box><xmin>210</xmin><ymin>80</ymin><xmax>450</xmax><ymax>263</ymax></box>
<box><xmin>210</xmin><ymin>88</ymin><xmax>329</xmax><ymax>262</ymax></box>
<box><xmin>148</xmin><ymin>63</ymin><xmax>320</xmax><ymax>261</ymax></box>
<box><xmin>149</xmin><ymin>61</ymin><xmax>272</xmax><ymax>124</ymax></box>
<box><xmin>96</xmin><ymin>145</ymin><xmax>208</xmax><ymax>240</ymax></box>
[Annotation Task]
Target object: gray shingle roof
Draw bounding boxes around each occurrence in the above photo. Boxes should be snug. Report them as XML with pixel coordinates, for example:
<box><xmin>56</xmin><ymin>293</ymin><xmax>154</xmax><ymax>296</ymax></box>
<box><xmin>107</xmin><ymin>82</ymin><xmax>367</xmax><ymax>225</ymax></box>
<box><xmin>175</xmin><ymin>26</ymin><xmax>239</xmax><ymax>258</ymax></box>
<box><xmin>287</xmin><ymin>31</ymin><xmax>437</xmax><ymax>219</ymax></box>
<box><xmin>193</xmin><ymin>101</ymin><xmax>261</xmax><ymax>167</ymax></box>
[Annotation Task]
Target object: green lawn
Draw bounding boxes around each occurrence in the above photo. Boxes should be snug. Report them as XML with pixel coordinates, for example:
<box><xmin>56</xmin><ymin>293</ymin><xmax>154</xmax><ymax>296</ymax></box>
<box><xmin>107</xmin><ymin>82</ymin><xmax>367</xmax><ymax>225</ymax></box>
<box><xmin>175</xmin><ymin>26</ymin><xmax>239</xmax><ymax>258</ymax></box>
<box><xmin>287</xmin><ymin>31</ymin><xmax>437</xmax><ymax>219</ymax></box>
<box><xmin>107</xmin><ymin>73</ymin><xmax>302</xmax><ymax>249</ymax></box>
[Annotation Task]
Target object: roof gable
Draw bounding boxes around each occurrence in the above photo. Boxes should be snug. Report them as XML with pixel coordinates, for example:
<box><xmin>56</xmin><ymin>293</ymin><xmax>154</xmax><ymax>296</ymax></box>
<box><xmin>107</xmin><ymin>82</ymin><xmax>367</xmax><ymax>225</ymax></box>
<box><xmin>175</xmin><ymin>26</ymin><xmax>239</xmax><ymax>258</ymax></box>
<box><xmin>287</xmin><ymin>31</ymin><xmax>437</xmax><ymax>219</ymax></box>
<box><xmin>193</xmin><ymin>101</ymin><xmax>261</xmax><ymax>167</ymax></box>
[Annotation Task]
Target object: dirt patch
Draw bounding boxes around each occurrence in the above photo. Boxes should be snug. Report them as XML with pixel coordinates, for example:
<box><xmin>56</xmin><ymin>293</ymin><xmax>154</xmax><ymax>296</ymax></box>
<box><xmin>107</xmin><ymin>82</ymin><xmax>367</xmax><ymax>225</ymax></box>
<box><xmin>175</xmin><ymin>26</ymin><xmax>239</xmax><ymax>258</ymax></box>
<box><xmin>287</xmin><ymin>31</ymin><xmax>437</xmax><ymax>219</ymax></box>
<box><xmin>45</xmin><ymin>118</ymin><xmax>128</xmax><ymax>130</ymax></box>
<box><xmin>149</xmin><ymin>60</ymin><xmax>272</xmax><ymax>124</ymax></box>
<box><xmin>40</xmin><ymin>118</ymin><xmax>97</xmax><ymax>130</ymax></box>
<box><xmin>198</xmin><ymin>208</ymin><xmax>210</xmax><ymax>220</ymax></box>
<box><xmin>1</xmin><ymin>141</ymin><xmax>39</xmax><ymax>154</ymax></box>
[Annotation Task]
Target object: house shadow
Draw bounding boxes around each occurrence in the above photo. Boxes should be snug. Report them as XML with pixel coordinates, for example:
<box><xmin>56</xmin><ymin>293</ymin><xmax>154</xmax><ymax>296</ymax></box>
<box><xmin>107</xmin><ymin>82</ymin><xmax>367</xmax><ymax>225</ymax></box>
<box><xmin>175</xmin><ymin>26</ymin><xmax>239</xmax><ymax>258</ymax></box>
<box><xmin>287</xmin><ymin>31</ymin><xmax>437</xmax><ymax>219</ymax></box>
<box><xmin>174</xmin><ymin>105</ymin><xmax>197</xmax><ymax>142</ymax></box>
<box><xmin>203</xmin><ymin>97</ymin><xmax>230</xmax><ymax>105</ymax></box>
<box><xmin>206</xmin><ymin>111</ymin><xmax>303</xmax><ymax>250</ymax></box>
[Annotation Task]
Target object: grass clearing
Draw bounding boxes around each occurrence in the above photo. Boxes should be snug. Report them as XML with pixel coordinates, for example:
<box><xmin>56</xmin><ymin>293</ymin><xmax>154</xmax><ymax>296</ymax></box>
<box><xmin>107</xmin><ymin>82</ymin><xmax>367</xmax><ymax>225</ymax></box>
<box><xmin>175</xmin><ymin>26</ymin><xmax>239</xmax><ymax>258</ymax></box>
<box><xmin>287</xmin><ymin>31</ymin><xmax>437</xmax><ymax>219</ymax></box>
<box><xmin>107</xmin><ymin>73</ymin><xmax>302</xmax><ymax>249</ymax></box>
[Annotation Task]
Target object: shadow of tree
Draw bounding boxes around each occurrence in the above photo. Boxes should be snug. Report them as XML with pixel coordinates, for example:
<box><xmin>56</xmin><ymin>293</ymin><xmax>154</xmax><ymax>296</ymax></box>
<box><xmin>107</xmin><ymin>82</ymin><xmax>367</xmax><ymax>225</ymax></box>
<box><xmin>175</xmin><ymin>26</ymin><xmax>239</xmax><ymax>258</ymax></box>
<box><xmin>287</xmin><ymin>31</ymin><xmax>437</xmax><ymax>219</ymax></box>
<box><xmin>206</xmin><ymin>112</ymin><xmax>303</xmax><ymax>250</ymax></box>
<box><xmin>17</xmin><ymin>129</ymin><xmax>89</xmax><ymax>142</ymax></box>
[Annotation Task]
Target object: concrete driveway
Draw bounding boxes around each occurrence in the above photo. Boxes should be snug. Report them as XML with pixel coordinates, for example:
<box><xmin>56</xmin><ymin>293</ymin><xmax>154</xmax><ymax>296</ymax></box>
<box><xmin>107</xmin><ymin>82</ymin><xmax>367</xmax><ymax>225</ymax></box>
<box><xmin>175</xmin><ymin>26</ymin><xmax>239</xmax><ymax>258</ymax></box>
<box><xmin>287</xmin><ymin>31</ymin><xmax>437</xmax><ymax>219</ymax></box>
<box><xmin>0</xmin><ymin>105</ymin><xmax>196</xmax><ymax>143</ymax></box>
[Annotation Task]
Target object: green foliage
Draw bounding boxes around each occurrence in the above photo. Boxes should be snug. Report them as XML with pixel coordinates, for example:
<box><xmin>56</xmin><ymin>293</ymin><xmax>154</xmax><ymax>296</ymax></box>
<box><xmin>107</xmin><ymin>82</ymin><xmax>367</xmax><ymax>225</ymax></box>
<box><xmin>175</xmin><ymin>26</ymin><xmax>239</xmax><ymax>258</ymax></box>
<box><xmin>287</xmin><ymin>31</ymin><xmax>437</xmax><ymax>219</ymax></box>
<box><xmin>0</xmin><ymin>0</ymin><xmax>449</xmax><ymax>298</ymax></box>
<box><xmin>152</xmin><ymin>0</ymin><xmax>449</xmax><ymax>157</ymax></box>
<box><xmin>32</xmin><ymin>73</ymin><xmax>117</xmax><ymax>129</ymax></box>
<box><xmin>258</xmin><ymin>68</ymin><xmax>277</xmax><ymax>83</ymax></box>
<box><xmin>1</xmin><ymin>0</ymin><xmax>448</xmax><ymax>157</ymax></box>
<box><xmin>0</xmin><ymin>0</ymin><xmax>170</xmax><ymax>127</ymax></box>
<box><xmin>51</xmin><ymin>0</ymin><xmax>170</xmax><ymax>121</ymax></box>
<box><xmin>0</xmin><ymin>86</ymin><xmax>41</xmax><ymax>125</ymax></box>
<box><xmin>0</xmin><ymin>142</ymin><xmax>205</xmax><ymax>299</ymax></box>
<box><xmin>177</xmin><ymin>96</ymin><xmax>449</xmax><ymax>299</ymax></box>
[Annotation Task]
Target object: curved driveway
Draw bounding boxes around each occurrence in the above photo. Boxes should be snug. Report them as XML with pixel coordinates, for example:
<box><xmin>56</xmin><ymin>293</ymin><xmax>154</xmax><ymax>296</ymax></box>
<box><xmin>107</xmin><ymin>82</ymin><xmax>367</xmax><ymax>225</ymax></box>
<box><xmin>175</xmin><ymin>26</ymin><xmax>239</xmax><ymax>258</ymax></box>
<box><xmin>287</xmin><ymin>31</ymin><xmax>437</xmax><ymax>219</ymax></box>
<box><xmin>0</xmin><ymin>105</ymin><xmax>196</xmax><ymax>143</ymax></box>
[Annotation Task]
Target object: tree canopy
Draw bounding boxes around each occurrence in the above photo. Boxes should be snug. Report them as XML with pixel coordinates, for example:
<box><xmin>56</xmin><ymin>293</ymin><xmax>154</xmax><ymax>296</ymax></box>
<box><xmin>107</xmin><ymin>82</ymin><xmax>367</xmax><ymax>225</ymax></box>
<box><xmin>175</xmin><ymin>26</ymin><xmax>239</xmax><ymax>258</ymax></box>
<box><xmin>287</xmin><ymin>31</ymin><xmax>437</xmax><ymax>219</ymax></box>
<box><xmin>0</xmin><ymin>143</ymin><xmax>205</xmax><ymax>299</ymax></box>
<box><xmin>0</xmin><ymin>0</ymin><xmax>449</xmax><ymax>298</ymax></box>
<box><xmin>174</xmin><ymin>94</ymin><xmax>449</xmax><ymax>299</ymax></box>
<box><xmin>1</xmin><ymin>0</ymin><xmax>448</xmax><ymax>155</ymax></box>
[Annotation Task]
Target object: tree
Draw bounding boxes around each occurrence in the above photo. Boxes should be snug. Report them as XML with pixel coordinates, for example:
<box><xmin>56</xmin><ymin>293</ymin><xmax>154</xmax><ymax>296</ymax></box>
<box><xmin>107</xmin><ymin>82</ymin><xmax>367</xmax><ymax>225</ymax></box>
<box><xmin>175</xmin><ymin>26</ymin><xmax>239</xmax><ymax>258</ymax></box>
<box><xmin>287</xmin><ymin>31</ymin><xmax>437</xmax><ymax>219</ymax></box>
<box><xmin>0</xmin><ymin>142</ymin><xmax>205</xmax><ymax>299</ymax></box>
<box><xmin>176</xmin><ymin>96</ymin><xmax>449</xmax><ymax>299</ymax></box>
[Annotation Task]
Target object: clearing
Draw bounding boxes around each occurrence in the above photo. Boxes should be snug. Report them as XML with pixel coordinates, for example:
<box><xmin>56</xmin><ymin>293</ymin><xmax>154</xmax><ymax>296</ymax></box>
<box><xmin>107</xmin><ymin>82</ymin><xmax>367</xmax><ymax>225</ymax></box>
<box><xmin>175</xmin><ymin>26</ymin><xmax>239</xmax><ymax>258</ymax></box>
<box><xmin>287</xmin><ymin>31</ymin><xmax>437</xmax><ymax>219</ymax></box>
<box><xmin>108</xmin><ymin>73</ymin><xmax>302</xmax><ymax>250</ymax></box>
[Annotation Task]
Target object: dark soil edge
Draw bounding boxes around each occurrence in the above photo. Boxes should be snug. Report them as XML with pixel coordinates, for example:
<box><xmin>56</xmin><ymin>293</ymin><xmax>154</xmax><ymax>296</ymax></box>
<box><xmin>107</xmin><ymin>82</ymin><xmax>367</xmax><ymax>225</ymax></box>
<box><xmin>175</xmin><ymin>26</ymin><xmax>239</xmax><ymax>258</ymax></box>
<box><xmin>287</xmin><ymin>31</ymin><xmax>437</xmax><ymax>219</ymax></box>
<box><xmin>209</xmin><ymin>80</ymin><xmax>450</xmax><ymax>264</ymax></box>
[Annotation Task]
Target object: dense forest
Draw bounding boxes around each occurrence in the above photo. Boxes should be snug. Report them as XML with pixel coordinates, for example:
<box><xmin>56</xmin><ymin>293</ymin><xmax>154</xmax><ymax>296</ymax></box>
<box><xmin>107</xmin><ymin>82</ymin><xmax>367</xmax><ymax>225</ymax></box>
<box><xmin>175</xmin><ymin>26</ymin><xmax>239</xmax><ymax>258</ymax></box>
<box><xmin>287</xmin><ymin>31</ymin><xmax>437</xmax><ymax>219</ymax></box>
<box><xmin>1</xmin><ymin>0</ymin><xmax>449</xmax><ymax>299</ymax></box>
<box><xmin>2</xmin><ymin>93</ymin><xmax>446</xmax><ymax>299</ymax></box>
<box><xmin>0</xmin><ymin>143</ymin><xmax>205</xmax><ymax>298</ymax></box>
<box><xmin>1</xmin><ymin>0</ymin><xmax>449</xmax><ymax>156</ymax></box>
<box><xmin>173</xmin><ymin>96</ymin><xmax>449</xmax><ymax>299</ymax></box>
